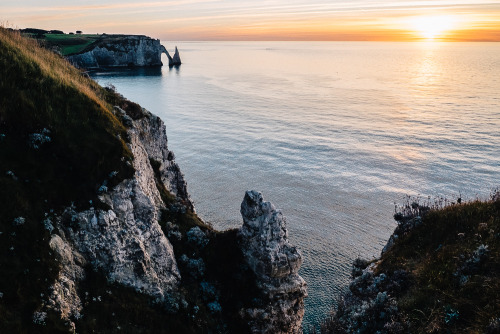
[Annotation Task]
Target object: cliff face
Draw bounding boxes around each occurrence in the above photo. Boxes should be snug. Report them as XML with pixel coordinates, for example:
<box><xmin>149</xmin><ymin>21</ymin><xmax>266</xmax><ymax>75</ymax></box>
<box><xmin>36</xmin><ymin>105</ymin><xmax>308</xmax><ymax>333</ymax></box>
<box><xmin>42</xmin><ymin>107</ymin><xmax>187</xmax><ymax>326</ymax></box>
<box><xmin>1</xmin><ymin>28</ymin><xmax>306</xmax><ymax>333</ymax></box>
<box><xmin>66</xmin><ymin>35</ymin><xmax>168</xmax><ymax>69</ymax></box>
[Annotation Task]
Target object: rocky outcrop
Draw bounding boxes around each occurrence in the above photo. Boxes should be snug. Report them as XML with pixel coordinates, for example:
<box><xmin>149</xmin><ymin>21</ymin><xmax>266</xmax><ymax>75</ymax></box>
<box><xmin>66</xmin><ymin>35</ymin><xmax>171</xmax><ymax>69</ymax></box>
<box><xmin>42</xmin><ymin>107</ymin><xmax>190</xmax><ymax>325</ymax></box>
<box><xmin>1</xmin><ymin>27</ymin><xmax>306</xmax><ymax>333</ymax></box>
<box><xmin>238</xmin><ymin>190</ymin><xmax>307</xmax><ymax>334</ymax></box>
<box><xmin>38</xmin><ymin>112</ymin><xmax>307</xmax><ymax>332</ymax></box>
<box><xmin>164</xmin><ymin>46</ymin><xmax>182</xmax><ymax>67</ymax></box>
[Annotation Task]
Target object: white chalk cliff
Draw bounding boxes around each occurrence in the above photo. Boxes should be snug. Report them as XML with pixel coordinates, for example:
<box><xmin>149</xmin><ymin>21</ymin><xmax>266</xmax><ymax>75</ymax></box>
<box><xmin>66</xmin><ymin>35</ymin><xmax>171</xmax><ymax>69</ymax></box>
<box><xmin>43</xmin><ymin>107</ymin><xmax>187</xmax><ymax>325</ymax></box>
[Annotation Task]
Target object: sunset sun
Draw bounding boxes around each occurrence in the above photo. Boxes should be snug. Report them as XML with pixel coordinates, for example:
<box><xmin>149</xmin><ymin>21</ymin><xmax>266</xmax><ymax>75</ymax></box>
<box><xmin>410</xmin><ymin>15</ymin><xmax>457</xmax><ymax>40</ymax></box>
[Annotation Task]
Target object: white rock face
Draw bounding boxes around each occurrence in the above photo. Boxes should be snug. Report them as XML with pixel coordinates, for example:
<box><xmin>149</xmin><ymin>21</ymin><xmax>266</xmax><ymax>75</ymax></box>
<box><xmin>132</xmin><ymin>111</ymin><xmax>191</xmax><ymax>206</ymax></box>
<box><xmin>45</xmin><ymin>107</ymin><xmax>189</xmax><ymax>322</ymax></box>
<box><xmin>45</xmin><ymin>234</ymin><xmax>86</xmax><ymax>322</ymax></box>
<box><xmin>67</xmin><ymin>35</ymin><xmax>169</xmax><ymax>69</ymax></box>
<box><xmin>238</xmin><ymin>190</ymin><xmax>307</xmax><ymax>334</ymax></box>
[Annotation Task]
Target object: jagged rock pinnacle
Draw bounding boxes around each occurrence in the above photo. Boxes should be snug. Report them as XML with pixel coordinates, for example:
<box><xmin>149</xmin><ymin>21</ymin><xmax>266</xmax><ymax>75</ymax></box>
<box><xmin>238</xmin><ymin>190</ymin><xmax>307</xmax><ymax>334</ymax></box>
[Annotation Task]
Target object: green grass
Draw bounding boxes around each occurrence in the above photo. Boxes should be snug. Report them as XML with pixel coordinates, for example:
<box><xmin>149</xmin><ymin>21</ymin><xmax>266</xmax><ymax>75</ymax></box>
<box><xmin>378</xmin><ymin>198</ymin><xmax>500</xmax><ymax>333</ymax></box>
<box><xmin>42</xmin><ymin>34</ymin><xmax>100</xmax><ymax>55</ymax></box>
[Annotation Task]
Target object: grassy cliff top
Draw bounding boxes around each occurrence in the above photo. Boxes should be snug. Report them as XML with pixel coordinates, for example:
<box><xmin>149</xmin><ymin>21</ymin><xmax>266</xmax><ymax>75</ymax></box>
<box><xmin>0</xmin><ymin>26</ymin><xmax>134</xmax><ymax>331</ymax></box>
<box><xmin>21</xmin><ymin>30</ymin><xmax>153</xmax><ymax>56</ymax></box>
<box><xmin>320</xmin><ymin>193</ymin><xmax>500</xmax><ymax>334</ymax></box>
<box><xmin>43</xmin><ymin>33</ymin><xmax>100</xmax><ymax>55</ymax></box>
<box><xmin>378</xmin><ymin>195</ymin><xmax>500</xmax><ymax>333</ymax></box>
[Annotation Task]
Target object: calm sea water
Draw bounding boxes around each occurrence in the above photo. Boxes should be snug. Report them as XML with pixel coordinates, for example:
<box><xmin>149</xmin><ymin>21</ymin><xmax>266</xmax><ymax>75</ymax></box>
<box><xmin>92</xmin><ymin>41</ymin><xmax>500</xmax><ymax>330</ymax></box>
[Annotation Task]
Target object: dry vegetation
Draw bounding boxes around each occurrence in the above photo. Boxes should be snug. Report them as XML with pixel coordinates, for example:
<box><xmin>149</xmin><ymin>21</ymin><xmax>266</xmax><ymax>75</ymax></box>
<box><xmin>0</xmin><ymin>26</ymin><xmax>134</xmax><ymax>331</ymax></box>
<box><xmin>319</xmin><ymin>191</ymin><xmax>500</xmax><ymax>333</ymax></box>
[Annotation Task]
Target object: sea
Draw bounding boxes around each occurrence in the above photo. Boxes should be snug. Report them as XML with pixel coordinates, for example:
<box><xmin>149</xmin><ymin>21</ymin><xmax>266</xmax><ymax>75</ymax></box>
<box><xmin>91</xmin><ymin>41</ymin><xmax>500</xmax><ymax>330</ymax></box>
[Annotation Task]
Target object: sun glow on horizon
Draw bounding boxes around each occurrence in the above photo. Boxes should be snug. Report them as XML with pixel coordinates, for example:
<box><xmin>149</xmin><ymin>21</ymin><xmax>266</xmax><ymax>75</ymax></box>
<box><xmin>410</xmin><ymin>15</ymin><xmax>458</xmax><ymax>40</ymax></box>
<box><xmin>2</xmin><ymin>1</ymin><xmax>500</xmax><ymax>41</ymax></box>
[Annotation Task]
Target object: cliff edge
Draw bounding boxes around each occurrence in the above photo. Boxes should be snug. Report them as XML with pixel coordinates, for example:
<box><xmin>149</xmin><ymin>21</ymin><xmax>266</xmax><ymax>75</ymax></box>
<box><xmin>66</xmin><ymin>34</ymin><xmax>174</xmax><ymax>69</ymax></box>
<box><xmin>319</xmin><ymin>195</ymin><xmax>500</xmax><ymax>334</ymax></box>
<box><xmin>0</xmin><ymin>27</ymin><xmax>305</xmax><ymax>333</ymax></box>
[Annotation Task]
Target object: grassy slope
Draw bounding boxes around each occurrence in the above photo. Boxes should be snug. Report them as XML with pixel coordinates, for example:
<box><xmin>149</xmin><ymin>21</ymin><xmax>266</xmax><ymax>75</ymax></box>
<box><xmin>0</xmin><ymin>28</ymin><xmax>258</xmax><ymax>333</ymax></box>
<box><xmin>378</xmin><ymin>198</ymin><xmax>500</xmax><ymax>333</ymax></box>
<box><xmin>320</xmin><ymin>196</ymin><xmax>500</xmax><ymax>334</ymax></box>
<box><xmin>0</xmin><ymin>27</ymin><xmax>135</xmax><ymax>331</ymax></box>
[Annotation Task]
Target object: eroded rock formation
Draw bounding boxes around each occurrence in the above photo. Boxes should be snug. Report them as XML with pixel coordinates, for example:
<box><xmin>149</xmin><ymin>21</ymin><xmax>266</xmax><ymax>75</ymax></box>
<box><xmin>38</xmin><ymin>108</ymin><xmax>307</xmax><ymax>332</ymax></box>
<box><xmin>66</xmin><ymin>35</ymin><xmax>172</xmax><ymax>69</ymax></box>
<box><xmin>238</xmin><ymin>190</ymin><xmax>307</xmax><ymax>334</ymax></box>
<box><xmin>42</xmin><ymin>107</ymin><xmax>190</xmax><ymax>326</ymax></box>
<box><xmin>164</xmin><ymin>46</ymin><xmax>182</xmax><ymax>67</ymax></box>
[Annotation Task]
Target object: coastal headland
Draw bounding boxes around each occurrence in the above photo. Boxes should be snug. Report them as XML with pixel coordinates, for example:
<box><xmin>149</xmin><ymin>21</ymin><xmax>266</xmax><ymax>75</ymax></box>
<box><xmin>19</xmin><ymin>28</ymin><xmax>181</xmax><ymax>68</ymax></box>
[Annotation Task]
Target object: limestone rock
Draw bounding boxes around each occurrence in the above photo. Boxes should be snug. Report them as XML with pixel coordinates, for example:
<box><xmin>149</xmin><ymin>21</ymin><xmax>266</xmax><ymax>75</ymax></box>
<box><xmin>44</xmin><ymin>106</ymin><xmax>190</xmax><ymax>321</ymax></box>
<box><xmin>164</xmin><ymin>46</ymin><xmax>182</xmax><ymax>67</ymax></box>
<box><xmin>45</xmin><ymin>234</ymin><xmax>86</xmax><ymax>325</ymax></box>
<box><xmin>67</xmin><ymin>35</ymin><xmax>170</xmax><ymax>69</ymax></box>
<box><xmin>172</xmin><ymin>46</ymin><xmax>182</xmax><ymax>66</ymax></box>
<box><xmin>238</xmin><ymin>190</ymin><xmax>307</xmax><ymax>334</ymax></box>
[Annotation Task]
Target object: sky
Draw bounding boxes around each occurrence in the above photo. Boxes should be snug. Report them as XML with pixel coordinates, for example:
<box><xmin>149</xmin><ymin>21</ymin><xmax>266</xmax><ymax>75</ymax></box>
<box><xmin>2</xmin><ymin>0</ymin><xmax>500</xmax><ymax>41</ymax></box>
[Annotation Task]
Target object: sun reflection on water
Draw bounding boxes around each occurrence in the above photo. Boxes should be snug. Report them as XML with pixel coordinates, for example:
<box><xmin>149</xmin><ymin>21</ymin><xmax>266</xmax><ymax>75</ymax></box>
<box><xmin>413</xmin><ymin>44</ymin><xmax>440</xmax><ymax>90</ymax></box>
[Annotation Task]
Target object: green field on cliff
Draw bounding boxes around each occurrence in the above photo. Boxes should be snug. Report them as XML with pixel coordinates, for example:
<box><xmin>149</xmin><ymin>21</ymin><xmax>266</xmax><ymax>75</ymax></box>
<box><xmin>42</xmin><ymin>33</ymin><xmax>100</xmax><ymax>55</ymax></box>
<box><xmin>19</xmin><ymin>29</ymin><xmax>101</xmax><ymax>55</ymax></box>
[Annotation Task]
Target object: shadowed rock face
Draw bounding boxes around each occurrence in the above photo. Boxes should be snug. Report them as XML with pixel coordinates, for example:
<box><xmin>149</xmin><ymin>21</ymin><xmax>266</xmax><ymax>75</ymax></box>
<box><xmin>43</xmin><ymin>107</ymin><xmax>191</xmax><ymax>326</ymax></box>
<box><xmin>238</xmin><ymin>190</ymin><xmax>307</xmax><ymax>334</ymax></box>
<box><xmin>67</xmin><ymin>35</ymin><xmax>170</xmax><ymax>69</ymax></box>
<box><xmin>164</xmin><ymin>46</ymin><xmax>182</xmax><ymax>67</ymax></box>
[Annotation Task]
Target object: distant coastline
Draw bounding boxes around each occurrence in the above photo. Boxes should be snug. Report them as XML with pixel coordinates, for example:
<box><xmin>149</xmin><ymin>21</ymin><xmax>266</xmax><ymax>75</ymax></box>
<box><xmin>17</xmin><ymin>28</ymin><xmax>180</xmax><ymax>68</ymax></box>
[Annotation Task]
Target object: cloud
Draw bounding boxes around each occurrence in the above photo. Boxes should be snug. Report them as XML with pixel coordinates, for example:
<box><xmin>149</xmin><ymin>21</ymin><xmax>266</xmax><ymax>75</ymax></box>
<box><xmin>2</xmin><ymin>0</ymin><xmax>499</xmax><ymax>40</ymax></box>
